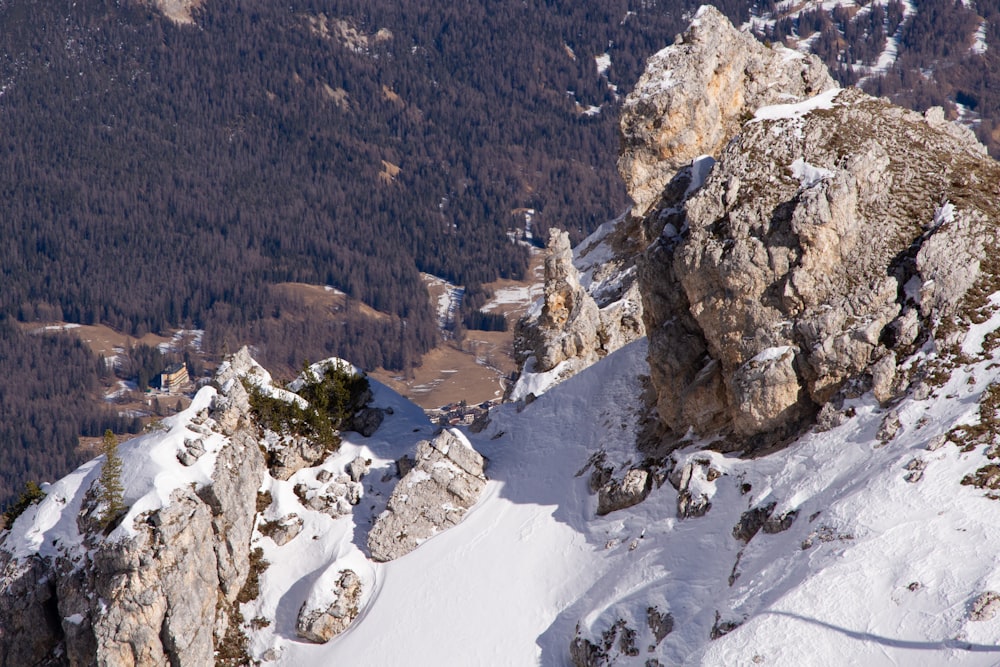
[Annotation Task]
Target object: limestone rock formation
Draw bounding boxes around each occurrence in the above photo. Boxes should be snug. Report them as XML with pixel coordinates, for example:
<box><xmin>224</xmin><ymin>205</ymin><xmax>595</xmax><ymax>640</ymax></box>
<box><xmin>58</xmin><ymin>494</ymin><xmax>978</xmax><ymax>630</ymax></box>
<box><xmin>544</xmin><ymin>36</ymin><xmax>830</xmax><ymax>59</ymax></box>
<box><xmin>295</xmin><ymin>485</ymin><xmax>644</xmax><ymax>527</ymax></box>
<box><xmin>260</xmin><ymin>513</ymin><xmax>305</xmax><ymax>546</ymax></box>
<box><xmin>367</xmin><ymin>429</ymin><xmax>487</xmax><ymax>562</ymax></box>
<box><xmin>232</xmin><ymin>353</ymin><xmax>381</xmax><ymax>480</ymax></box>
<box><xmin>618</xmin><ymin>5</ymin><xmax>836</xmax><ymax>215</ymax></box>
<box><xmin>0</xmin><ymin>359</ymin><xmax>267</xmax><ymax>666</ymax></box>
<box><xmin>510</xmin><ymin>221</ymin><xmax>646</xmax><ymax>400</ymax></box>
<box><xmin>294</xmin><ymin>472</ymin><xmax>363</xmax><ymax>519</ymax></box>
<box><xmin>268</xmin><ymin>434</ymin><xmax>336</xmax><ymax>481</ymax></box>
<box><xmin>596</xmin><ymin>468</ymin><xmax>653</xmax><ymax>516</ymax></box>
<box><xmin>296</xmin><ymin>570</ymin><xmax>362</xmax><ymax>643</ymax></box>
<box><xmin>517</xmin><ymin>229</ymin><xmax>603</xmax><ymax>376</ymax></box>
<box><xmin>629</xmin><ymin>10</ymin><xmax>1000</xmax><ymax>451</ymax></box>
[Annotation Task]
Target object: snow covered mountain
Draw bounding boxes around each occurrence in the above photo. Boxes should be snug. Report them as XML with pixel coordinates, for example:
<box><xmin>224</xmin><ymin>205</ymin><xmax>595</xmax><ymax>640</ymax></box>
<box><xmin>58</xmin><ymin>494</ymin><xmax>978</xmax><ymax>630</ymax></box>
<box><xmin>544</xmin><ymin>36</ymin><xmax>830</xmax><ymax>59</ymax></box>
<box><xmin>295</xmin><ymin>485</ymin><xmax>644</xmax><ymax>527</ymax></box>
<box><xmin>4</xmin><ymin>7</ymin><xmax>1000</xmax><ymax>667</ymax></box>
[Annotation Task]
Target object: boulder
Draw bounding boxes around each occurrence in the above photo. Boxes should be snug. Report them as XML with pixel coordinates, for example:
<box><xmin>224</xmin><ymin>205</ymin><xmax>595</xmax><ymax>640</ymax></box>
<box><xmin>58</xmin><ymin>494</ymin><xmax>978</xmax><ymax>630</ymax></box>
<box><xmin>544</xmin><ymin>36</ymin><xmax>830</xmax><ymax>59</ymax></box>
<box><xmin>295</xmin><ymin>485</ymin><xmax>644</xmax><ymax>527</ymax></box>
<box><xmin>296</xmin><ymin>570</ymin><xmax>362</xmax><ymax>643</ymax></box>
<box><xmin>368</xmin><ymin>430</ymin><xmax>487</xmax><ymax>562</ymax></box>
<box><xmin>596</xmin><ymin>468</ymin><xmax>653</xmax><ymax>515</ymax></box>
<box><xmin>348</xmin><ymin>407</ymin><xmax>384</xmax><ymax>437</ymax></box>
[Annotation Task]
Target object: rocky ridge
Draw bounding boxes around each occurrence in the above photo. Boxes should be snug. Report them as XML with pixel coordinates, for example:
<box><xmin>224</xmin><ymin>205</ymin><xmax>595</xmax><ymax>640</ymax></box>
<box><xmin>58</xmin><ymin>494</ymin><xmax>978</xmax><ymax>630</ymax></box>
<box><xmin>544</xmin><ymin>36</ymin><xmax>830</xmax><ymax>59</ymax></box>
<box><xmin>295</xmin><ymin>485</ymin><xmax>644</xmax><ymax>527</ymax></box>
<box><xmin>0</xmin><ymin>351</ymin><xmax>266</xmax><ymax>666</ymax></box>
<box><xmin>0</xmin><ymin>347</ymin><xmax>486</xmax><ymax>664</ymax></box>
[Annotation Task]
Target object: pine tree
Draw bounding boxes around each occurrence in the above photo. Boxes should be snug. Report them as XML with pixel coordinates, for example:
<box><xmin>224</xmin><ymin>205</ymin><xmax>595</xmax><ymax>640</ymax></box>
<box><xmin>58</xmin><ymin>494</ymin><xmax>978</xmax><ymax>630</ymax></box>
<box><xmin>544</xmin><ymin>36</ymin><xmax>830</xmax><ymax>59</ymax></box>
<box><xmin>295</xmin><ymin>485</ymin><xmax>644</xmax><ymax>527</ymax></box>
<box><xmin>98</xmin><ymin>430</ymin><xmax>126</xmax><ymax>530</ymax></box>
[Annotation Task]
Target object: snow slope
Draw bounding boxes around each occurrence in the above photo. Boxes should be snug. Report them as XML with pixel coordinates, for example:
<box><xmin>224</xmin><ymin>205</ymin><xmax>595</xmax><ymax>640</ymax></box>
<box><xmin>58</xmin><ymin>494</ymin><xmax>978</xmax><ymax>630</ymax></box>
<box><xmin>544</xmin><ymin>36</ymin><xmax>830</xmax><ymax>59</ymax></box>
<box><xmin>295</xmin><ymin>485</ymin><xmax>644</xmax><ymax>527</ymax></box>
<box><xmin>257</xmin><ymin>330</ymin><xmax>1000</xmax><ymax>664</ymax></box>
<box><xmin>9</xmin><ymin>318</ymin><xmax>1000</xmax><ymax>665</ymax></box>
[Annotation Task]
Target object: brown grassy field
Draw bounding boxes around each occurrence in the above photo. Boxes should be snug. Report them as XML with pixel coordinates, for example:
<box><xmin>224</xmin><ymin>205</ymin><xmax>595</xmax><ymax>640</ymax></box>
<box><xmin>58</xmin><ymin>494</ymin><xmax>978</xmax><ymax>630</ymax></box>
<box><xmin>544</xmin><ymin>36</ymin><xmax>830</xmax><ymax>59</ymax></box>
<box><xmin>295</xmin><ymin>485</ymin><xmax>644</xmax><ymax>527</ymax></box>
<box><xmin>18</xmin><ymin>322</ymin><xmax>174</xmax><ymax>359</ymax></box>
<box><xmin>372</xmin><ymin>249</ymin><xmax>543</xmax><ymax>408</ymax></box>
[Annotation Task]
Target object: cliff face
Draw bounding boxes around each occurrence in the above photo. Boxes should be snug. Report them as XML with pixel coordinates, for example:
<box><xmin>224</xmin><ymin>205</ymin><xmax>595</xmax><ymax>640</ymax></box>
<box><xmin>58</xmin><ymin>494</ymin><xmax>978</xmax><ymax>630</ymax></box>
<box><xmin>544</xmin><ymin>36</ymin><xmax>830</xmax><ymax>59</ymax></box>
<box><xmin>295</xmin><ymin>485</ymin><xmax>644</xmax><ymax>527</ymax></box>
<box><xmin>618</xmin><ymin>6</ymin><xmax>836</xmax><ymax>217</ymax></box>
<box><xmin>626</xmin><ymin>9</ymin><xmax>1000</xmax><ymax>453</ymax></box>
<box><xmin>0</xmin><ymin>361</ymin><xmax>266</xmax><ymax>667</ymax></box>
<box><xmin>509</xmin><ymin>6</ymin><xmax>837</xmax><ymax>406</ymax></box>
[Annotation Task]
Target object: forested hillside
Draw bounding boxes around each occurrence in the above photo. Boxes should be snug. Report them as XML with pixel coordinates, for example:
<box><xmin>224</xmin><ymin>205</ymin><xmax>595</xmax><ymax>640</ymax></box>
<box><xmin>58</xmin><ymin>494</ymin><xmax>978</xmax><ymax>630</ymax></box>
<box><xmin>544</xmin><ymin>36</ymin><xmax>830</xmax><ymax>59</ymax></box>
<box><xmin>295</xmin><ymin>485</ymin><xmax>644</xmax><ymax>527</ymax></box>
<box><xmin>0</xmin><ymin>321</ymin><xmax>142</xmax><ymax>505</ymax></box>
<box><xmin>4</xmin><ymin>0</ymin><xmax>1000</xmax><ymax>507</ymax></box>
<box><xmin>755</xmin><ymin>0</ymin><xmax>1000</xmax><ymax>151</ymax></box>
<box><xmin>0</xmin><ymin>0</ymin><xmax>733</xmax><ymax>507</ymax></box>
<box><xmin>0</xmin><ymin>0</ymin><xmax>734</xmax><ymax>362</ymax></box>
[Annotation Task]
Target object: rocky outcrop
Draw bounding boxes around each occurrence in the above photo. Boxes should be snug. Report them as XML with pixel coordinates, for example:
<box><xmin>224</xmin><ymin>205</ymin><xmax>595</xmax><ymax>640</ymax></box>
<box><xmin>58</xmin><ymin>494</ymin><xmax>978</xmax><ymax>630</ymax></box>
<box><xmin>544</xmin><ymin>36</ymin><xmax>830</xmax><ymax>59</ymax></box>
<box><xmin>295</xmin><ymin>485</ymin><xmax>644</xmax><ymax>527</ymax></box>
<box><xmin>969</xmin><ymin>591</ymin><xmax>1000</xmax><ymax>622</ymax></box>
<box><xmin>296</xmin><ymin>570</ymin><xmax>362</xmax><ymax>643</ymax></box>
<box><xmin>596</xmin><ymin>468</ymin><xmax>653</xmax><ymax>516</ymax></box>
<box><xmin>151</xmin><ymin>0</ymin><xmax>203</xmax><ymax>25</ymax></box>
<box><xmin>0</xmin><ymin>352</ymin><xmax>268</xmax><ymax>666</ymax></box>
<box><xmin>618</xmin><ymin>5</ymin><xmax>836</xmax><ymax>215</ymax></box>
<box><xmin>294</xmin><ymin>471</ymin><xmax>363</xmax><ymax>518</ymax></box>
<box><xmin>231</xmin><ymin>352</ymin><xmax>382</xmax><ymax>480</ymax></box>
<box><xmin>630</xmin><ymin>10</ymin><xmax>1000</xmax><ymax>452</ymax></box>
<box><xmin>268</xmin><ymin>434</ymin><xmax>336</xmax><ymax>481</ymax></box>
<box><xmin>510</xmin><ymin>222</ymin><xmax>646</xmax><ymax>400</ymax></box>
<box><xmin>260</xmin><ymin>513</ymin><xmax>305</xmax><ymax>546</ymax></box>
<box><xmin>367</xmin><ymin>429</ymin><xmax>487</xmax><ymax>562</ymax></box>
<box><xmin>516</xmin><ymin>229</ymin><xmax>603</xmax><ymax>377</ymax></box>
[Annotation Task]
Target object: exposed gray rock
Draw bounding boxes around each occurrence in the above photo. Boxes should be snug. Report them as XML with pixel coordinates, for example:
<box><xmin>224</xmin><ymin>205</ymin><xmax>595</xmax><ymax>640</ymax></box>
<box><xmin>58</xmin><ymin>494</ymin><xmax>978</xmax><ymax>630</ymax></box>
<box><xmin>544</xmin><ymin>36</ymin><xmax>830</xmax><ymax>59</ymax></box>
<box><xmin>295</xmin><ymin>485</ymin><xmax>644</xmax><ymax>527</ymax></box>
<box><xmin>927</xmin><ymin>434</ymin><xmax>949</xmax><ymax>451</ymax></box>
<box><xmin>871</xmin><ymin>352</ymin><xmax>898</xmax><ymax>405</ymax></box>
<box><xmin>618</xmin><ymin>5</ymin><xmax>835</xmax><ymax>215</ymax></box>
<box><xmin>636</xmin><ymin>75</ymin><xmax>1000</xmax><ymax>451</ymax></box>
<box><xmin>815</xmin><ymin>401</ymin><xmax>849</xmax><ymax>433</ymax></box>
<box><xmin>368</xmin><ymin>430</ymin><xmax>487</xmax><ymax>562</ymax></box>
<box><xmin>294</xmin><ymin>474</ymin><xmax>363</xmax><ymax>519</ymax></box>
<box><xmin>0</xmin><ymin>349</ymin><xmax>268</xmax><ymax>666</ymax></box>
<box><xmin>196</xmin><ymin>409</ymin><xmax>266</xmax><ymax>602</ymax></box>
<box><xmin>347</xmin><ymin>455</ymin><xmax>371</xmax><ymax>483</ymax></box>
<box><xmin>177</xmin><ymin>436</ymin><xmax>206</xmax><ymax>466</ymax></box>
<box><xmin>260</xmin><ymin>513</ymin><xmax>305</xmax><ymax>546</ymax></box>
<box><xmin>396</xmin><ymin>454</ymin><xmax>414</xmax><ymax>478</ymax></box>
<box><xmin>709</xmin><ymin>611</ymin><xmax>742</xmax><ymax>639</ymax></box>
<box><xmin>0</xmin><ymin>555</ymin><xmax>62</xmax><ymax>667</ymax></box>
<box><xmin>267</xmin><ymin>434</ymin><xmax>333</xmax><ymax>481</ymax></box>
<box><xmin>762</xmin><ymin>509</ymin><xmax>798</xmax><ymax>534</ymax></box>
<box><xmin>296</xmin><ymin>570</ymin><xmax>362</xmax><ymax>643</ymax></box>
<box><xmin>570</xmin><ymin>619</ymin><xmax>641</xmax><ymax>667</ymax></box>
<box><xmin>878</xmin><ymin>410</ymin><xmax>902</xmax><ymax>444</ymax></box>
<box><xmin>596</xmin><ymin>468</ymin><xmax>653</xmax><ymax>516</ymax></box>
<box><xmin>673</xmin><ymin>459</ymin><xmax>720</xmax><ymax>519</ymax></box>
<box><xmin>518</xmin><ymin>229</ymin><xmax>603</xmax><ymax>376</ymax></box>
<box><xmin>647</xmin><ymin>606</ymin><xmax>674</xmax><ymax>647</ymax></box>
<box><xmin>732</xmin><ymin>503</ymin><xmax>777</xmax><ymax>543</ymax></box>
<box><xmin>510</xmin><ymin>220</ymin><xmax>646</xmax><ymax>400</ymax></box>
